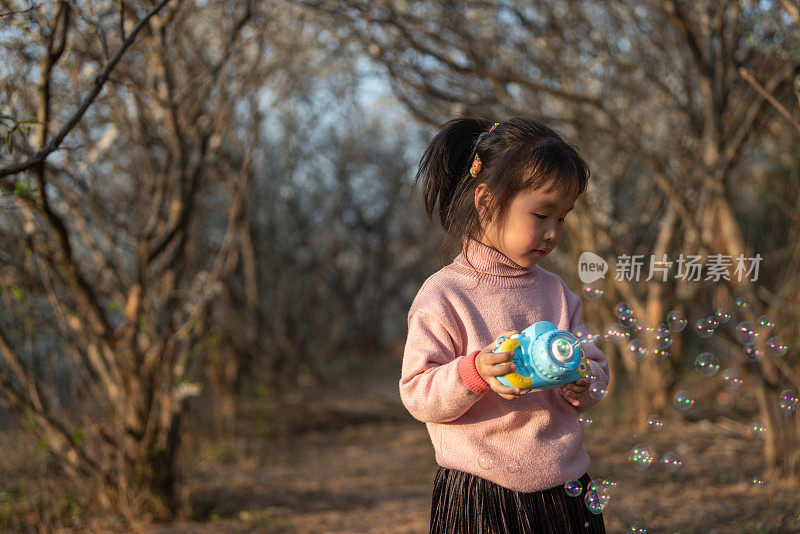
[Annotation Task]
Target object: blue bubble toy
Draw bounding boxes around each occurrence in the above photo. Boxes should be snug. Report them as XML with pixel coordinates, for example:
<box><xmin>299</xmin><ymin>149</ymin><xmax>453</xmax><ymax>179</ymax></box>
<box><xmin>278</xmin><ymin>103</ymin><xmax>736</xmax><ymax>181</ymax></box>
<box><xmin>493</xmin><ymin>321</ymin><xmax>588</xmax><ymax>393</ymax></box>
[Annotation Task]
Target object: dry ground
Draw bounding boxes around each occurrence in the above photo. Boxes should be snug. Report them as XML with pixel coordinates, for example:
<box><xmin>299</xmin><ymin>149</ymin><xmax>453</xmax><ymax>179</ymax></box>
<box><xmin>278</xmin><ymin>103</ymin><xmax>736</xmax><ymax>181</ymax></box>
<box><xmin>2</xmin><ymin>367</ymin><xmax>800</xmax><ymax>533</ymax></box>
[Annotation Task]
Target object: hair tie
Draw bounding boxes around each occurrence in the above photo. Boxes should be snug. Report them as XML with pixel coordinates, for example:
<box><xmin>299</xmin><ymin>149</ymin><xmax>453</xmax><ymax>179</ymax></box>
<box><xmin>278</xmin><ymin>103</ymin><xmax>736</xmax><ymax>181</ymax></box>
<box><xmin>470</xmin><ymin>155</ymin><xmax>482</xmax><ymax>178</ymax></box>
<box><xmin>470</xmin><ymin>123</ymin><xmax>499</xmax><ymax>178</ymax></box>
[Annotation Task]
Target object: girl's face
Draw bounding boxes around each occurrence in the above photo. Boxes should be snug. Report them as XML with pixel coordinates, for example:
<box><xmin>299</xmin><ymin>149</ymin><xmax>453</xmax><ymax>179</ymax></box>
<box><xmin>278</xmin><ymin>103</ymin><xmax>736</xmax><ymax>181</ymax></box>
<box><xmin>475</xmin><ymin>181</ymin><xmax>575</xmax><ymax>269</ymax></box>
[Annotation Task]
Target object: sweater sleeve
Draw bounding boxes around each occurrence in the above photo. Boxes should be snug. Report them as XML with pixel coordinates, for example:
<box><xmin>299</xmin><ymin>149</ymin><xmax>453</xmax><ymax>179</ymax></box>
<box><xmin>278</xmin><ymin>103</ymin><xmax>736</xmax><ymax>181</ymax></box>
<box><xmin>400</xmin><ymin>310</ymin><xmax>488</xmax><ymax>423</ymax></box>
<box><xmin>560</xmin><ymin>290</ymin><xmax>610</xmax><ymax>411</ymax></box>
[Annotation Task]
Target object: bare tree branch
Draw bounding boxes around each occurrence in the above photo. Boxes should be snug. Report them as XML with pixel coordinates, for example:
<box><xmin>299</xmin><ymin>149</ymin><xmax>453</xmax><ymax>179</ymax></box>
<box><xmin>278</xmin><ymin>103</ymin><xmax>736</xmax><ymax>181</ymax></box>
<box><xmin>0</xmin><ymin>0</ymin><xmax>174</xmax><ymax>180</ymax></box>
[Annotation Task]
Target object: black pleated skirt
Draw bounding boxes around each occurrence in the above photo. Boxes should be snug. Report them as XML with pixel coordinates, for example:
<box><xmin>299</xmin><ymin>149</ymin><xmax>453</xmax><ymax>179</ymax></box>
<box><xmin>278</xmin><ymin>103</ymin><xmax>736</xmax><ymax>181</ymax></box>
<box><xmin>430</xmin><ymin>467</ymin><xmax>606</xmax><ymax>534</ymax></box>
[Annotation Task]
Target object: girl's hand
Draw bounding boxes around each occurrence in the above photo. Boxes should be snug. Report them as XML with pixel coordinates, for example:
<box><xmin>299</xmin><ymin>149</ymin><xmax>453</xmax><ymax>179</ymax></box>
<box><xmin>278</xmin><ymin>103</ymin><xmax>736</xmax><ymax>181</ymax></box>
<box><xmin>475</xmin><ymin>330</ymin><xmax>522</xmax><ymax>400</ymax></box>
<box><xmin>560</xmin><ymin>378</ymin><xmax>591</xmax><ymax>407</ymax></box>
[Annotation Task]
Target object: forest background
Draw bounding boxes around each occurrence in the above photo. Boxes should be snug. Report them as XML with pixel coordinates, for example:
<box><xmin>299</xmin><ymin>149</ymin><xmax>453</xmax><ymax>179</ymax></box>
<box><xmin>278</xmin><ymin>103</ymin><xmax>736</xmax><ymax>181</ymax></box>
<box><xmin>1</xmin><ymin>0</ymin><xmax>799</xmax><ymax>532</ymax></box>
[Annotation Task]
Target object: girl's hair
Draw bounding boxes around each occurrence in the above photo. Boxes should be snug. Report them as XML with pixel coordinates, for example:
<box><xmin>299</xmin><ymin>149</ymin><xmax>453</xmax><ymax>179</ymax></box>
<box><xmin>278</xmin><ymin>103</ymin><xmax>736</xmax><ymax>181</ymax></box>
<box><xmin>414</xmin><ymin>116</ymin><xmax>590</xmax><ymax>256</ymax></box>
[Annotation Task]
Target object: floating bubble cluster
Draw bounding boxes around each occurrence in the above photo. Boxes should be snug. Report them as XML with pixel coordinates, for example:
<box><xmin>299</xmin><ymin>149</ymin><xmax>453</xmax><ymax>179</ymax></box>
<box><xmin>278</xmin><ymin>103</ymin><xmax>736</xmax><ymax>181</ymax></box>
<box><xmin>629</xmin><ymin>444</ymin><xmax>654</xmax><ymax>470</ymax></box>
<box><xmin>661</xmin><ymin>452</ymin><xmax>682</xmax><ymax>473</ymax></box>
<box><xmin>751</xmin><ymin>476</ymin><xmax>765</xmax><ymax>488</ymax></box>
<box><xmin>721</xmin><ymin>368</ymin><xmax>743</xmax><ymax>389</ymax></box>
<box><xmin>779</xmin><ymin>390</ymin><xmax>798</xmax><ymax>415</ymax></box>
<box><xmin>695</xmin><ymin>352</ymin><xmax>720</xmax><ymax>377</ymax></box>
<box><xmin>674</xmin><ymin>392</ymin><xmax>695</xmax><ymax>411</ymax></box>
<box><xmin>646</xmin><ymin>414</ymin><xmax>663</xmax><ymax>432</ymax></box>
<box><xmin>628</xmin><ymin>522</ymin><xmax>647</xmax><ymax>533</ymax></box>
<box><xmin>582</xmin><ymin>283</ymin><xmax>604</xmax><ymax>301</ymax></box>
<box><xmin>564</xmin><ymin>479</ymin><xmax>583</xmax><ymax>497</ymax></box>
<box><xmin>706</xmin><ymin>315</ymin><xmax>720</xmax><ymax>329</ymax></box>
<box><xmin>506</xmin><ymin>459</ymin><xmax>521</xmax><ymax>473</ymax></box>
<box><xmin>735</xmin><ymin>297</ymin><xmax>750</xmax><ymax>311</ymax></box>
<box><xmin>751</xmin><ymin>422</ymin><xmax>766</xmax><ymax>437</ymax></box>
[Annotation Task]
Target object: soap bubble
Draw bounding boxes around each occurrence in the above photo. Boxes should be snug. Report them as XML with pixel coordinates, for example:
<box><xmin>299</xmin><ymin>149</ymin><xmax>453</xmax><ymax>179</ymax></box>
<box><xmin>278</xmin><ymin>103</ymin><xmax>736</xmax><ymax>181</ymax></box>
<box><xmin>654</xmin><ymin>324</ymin><xmax>672</xmax><ymax>349</ymax></box>
<box><xmin>666</xmin><ymin>310</ymin><xmax>686</xmax><ymax>332</ymax></box>
<box><xmin>582</xmin><ymin>283</ymin><xmax>604</xmax><ymax>301</ymax></box>
<box><xmin>629</xmin><ymin>444</ymin><xmax>654</xmax><ymax>470</ymax></box>
<box><xmin>743</xmin><ymin>343</ymin><xmax>761</xmax><ymax>362</ymax></box>
<box><xmin>574</xmin><ymin>324</ymin><xmax>599</xmax><ymax>346</ymax></box>
<box><xmin>586</xmin><ymin>479</ymin><xmax>612</xmax><ymax>511</ymax></box>
<box><xmin>695</xmin><ymin>352</ymin><xmax>720</xmax><ymax>377</ymax></box>
<box><xmin>633</xmin><ymin>320</ymin><xmax>653</xmax><ymax>337</ymax></box>
<box><xmin>721</xmin><ymin>369</ymin><xmax>743</xmax><ymax>389</ymax></box>
<box><xmin>695</xmin><ymin>319</ymin><xmax>714</xmax><ymax>338</ymax></box>
<box><xmin>646</xmin><ymin>414</ymin><xmax>663</xmax><ymax>432</ymax></box>
<box><xmin>751</xmin><ymin>476</ymin><xmax>765</xmax><ymax>487</ymax></box>
<box><xmin>674</xmin><ymin>392</ymin><xmax>694</xmax><ymax>411</ymax></box>
<box><xmin>578</xmin><ymin>414</ymin><xmax>594</xmax><ymax>427</ymax></box>
<box><xmin>706</xmin><ymin>315</ymin><xmax>720</xmax><ymax>329</ymax></box>
<box><xmin>616</xmin><ymin>302</ymin><xmax>632</xmax><ymax>318</ymax></box>
<box><xmin>604</xmin><ymin>323</ymin><xmax>629</xmax><ymax>344</ymax></box>
<box><xmin>506</xmin><ymin>459</ymin><xmax>522</xmax><ymax>473</ymax></box>
<box><xmin>620</xmin><ymin>309</ymin><xmax>638</xmax><ymax>328</ymax></box>
<box><xmin>735</xmin><ymin>297</ymin><xmax>750</xmax><ymax>311</ymax></box>
<box><xmin>589</xmin><ymin>383</ymin><xmax>607</xmax><ymax>400</ymax></box>
<box><xmin>735</xmin><ymin>322</ymin><xmax>756</xmax><ymax>344</ymax></box>
<box><xmin>628</xmin><ymin>339</ymin><xmax>648</xmax><ymax>362</ymax></box>
<box><xmin>628</xmin><ymin>522</ymin><xmax>647</xmax><ymax>533</ymax></box>
<box><xmin>767</xmin><ymin>336</ymin><xmax>788</xmax><ymax>357</ymax></box>
<box><xmin>757</xmin><ymin>315</ymin><xmax>774</xmax><ymax>331</ymax></box>
<box><xmin>584</xmin><ymin>489</ymin><xmax>604</xmax><ymax>514</ymax></box>
<box><xmin>779</xmin><ymin>390</ymin><xmax>798</xmax><ymax>415</ymax></box>
<box><xmin>564</xmin><ymin>479</ymin><xmax>583</xmax><ymax>497</ymax></box>
<box><xmin>751</xmin><ymin>422</ymin><xmax>766</xmax><ymax>437</ymax></box>
<box><xmin>715</xmin><ymin>307</ymin><xmax>732</xmax><ymax>323</ymax></box>
<box><xmin>652</xmin><ymin>347</ymin><xmax>670</xmax><ymax>361</ymax></box>
<box><xmin>479</xmin><ymin>453</ymin><xmax>496</xmax><ymax>470</ymax></box>
<box><xmin>661</xmin><ymin>452</ymin><xmax>682</xmax><ymax>473</ymax></box>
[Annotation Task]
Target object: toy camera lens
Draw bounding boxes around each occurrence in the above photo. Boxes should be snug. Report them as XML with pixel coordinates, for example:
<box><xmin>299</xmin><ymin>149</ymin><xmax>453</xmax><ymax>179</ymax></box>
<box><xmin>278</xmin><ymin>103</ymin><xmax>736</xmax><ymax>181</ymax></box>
<box><xmin>552</xmin><ymin>338</ymin><xmax>573</xmax><ymax>362</ymax></box>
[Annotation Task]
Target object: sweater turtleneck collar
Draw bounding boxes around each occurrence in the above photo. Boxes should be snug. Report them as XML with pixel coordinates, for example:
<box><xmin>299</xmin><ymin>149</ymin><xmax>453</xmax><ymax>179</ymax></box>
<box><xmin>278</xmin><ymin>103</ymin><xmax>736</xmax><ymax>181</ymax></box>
<box><xmin>452</xmin><ymin>238</ymin><xmax>537</xmax><ymax>288</ymax></box>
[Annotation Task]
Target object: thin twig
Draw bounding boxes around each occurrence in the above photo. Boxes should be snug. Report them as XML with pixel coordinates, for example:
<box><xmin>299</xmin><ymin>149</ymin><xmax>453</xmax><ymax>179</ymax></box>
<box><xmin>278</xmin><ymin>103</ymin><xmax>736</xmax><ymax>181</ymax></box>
<box><xmin>0</xmin><ymin>0</ymin><xmax>175</xmax><ymax>179</ymax></box>
<box><xmin>739</xmin><ymin>67</ymin><xmax>800</xmax><ymax>138</ymax></box>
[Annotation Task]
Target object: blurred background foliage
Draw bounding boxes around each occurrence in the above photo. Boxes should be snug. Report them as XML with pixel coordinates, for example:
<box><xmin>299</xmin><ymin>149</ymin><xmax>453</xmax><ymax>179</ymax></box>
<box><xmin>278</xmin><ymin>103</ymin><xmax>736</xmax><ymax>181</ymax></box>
<box><xmin>0</xmin><ymin>0</ymin><xmax>798</xmax><ymax>529</ymax></box>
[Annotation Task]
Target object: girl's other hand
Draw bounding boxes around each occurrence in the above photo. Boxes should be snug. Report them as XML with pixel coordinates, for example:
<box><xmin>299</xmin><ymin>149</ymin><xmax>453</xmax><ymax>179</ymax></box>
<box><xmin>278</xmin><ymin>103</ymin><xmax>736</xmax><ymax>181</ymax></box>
<box><xmin>560</xmin><ymin>378</ymin><xmax>591</xmax><ymax>407</ymax></box>
<box><xmin>475</xmin><ymin>330</ymin><xmax>522</xmax><ymax>400</ymax></box>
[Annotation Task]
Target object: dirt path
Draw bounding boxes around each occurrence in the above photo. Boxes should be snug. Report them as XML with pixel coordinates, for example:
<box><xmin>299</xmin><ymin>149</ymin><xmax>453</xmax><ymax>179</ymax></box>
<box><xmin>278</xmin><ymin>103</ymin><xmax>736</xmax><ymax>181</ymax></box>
<box><xmin>3</xmin><ymin>370</ymin><xmax>799</xmax><ymax>533</ymax></box>
<box><xmin>148</xmin><ymin>373</ymin><xmax>800</xmax><ymax>533</ymax></box>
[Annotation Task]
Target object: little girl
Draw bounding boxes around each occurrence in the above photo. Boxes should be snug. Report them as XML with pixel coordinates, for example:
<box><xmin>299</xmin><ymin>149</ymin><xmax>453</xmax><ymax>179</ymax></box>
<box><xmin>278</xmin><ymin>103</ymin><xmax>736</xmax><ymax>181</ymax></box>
<box><xmin>400</xmin><ymin>117</ymin><xmax>610</xmax><ymax>533</ymax></box>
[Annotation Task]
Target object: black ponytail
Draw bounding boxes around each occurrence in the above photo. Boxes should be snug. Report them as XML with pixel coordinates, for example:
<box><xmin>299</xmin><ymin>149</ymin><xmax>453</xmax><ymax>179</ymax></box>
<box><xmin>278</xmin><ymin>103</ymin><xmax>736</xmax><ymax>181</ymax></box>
<box><xmin>414</xmin><ymin>117</ymin><xmax>493</xmax><ymax>232</ymax></box>
<box><xmin>414</xmin><ymin>116</ymin><xmax>590</xmax><ymax>259</ymax></box>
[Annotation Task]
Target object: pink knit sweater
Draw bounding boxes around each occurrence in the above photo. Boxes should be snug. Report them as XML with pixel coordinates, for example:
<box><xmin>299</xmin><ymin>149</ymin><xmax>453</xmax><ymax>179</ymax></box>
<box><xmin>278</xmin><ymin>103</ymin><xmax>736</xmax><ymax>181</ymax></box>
<box><xmin>400</xmin><ymin>239</ymin><xmax>609</xmax><ymax>492</ymax></box>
